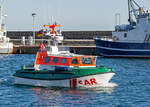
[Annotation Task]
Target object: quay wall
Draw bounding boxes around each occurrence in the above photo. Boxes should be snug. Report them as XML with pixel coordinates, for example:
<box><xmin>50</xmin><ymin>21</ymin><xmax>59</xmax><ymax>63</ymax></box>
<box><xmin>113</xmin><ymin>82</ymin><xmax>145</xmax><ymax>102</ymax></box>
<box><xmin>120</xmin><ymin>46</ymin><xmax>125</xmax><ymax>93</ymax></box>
<box><xmin>8</xmin><ymin>31</ymin><xmax>112</xmax><ymax>55</ymax></box>
<box><xmin>7</xmin><ymin>31</ymin><xmax>112</xmax><ymax>39</ymax></box>
<box><xmin>13</xmin><ymin>46</ymin><xmax>98</xmax><ymax>55</ymax></box>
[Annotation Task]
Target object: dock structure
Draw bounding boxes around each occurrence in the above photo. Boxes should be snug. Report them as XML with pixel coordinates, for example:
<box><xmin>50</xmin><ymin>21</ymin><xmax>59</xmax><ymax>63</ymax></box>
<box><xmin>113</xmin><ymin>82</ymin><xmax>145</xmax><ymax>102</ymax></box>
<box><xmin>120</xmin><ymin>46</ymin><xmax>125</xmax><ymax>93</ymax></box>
<box><xmin>13</xmin><ymin>45</ymin><xmax>98</xmax><ymax>55</ymax></box>
<box><xmin>7</xmin><ymin>31</ymin><xmax>112</xmax><ymax>39</ymax></box>
<box><xmin>8</xmin><ymin>31</ymin><xmax>112</xmax><ymax>55</ymax></box>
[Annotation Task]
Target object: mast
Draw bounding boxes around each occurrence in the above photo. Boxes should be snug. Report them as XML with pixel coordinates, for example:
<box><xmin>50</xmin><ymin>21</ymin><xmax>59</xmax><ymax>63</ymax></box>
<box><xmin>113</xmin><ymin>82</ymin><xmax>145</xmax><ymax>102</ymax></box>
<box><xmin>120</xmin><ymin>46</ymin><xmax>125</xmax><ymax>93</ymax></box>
<box><xmin>128</xmin><ymin>0</ymin><xmax>131</xmax><ymax>23</ymax></box>
<box><xmin>0</xmin><ymin>0</ymin><xmax>3</xmax><ymax>30</ymax></box>
<box><xmin>0</xmin><ymin>0</ymin><xmax>5</xmax><ymax>32</ymax></box>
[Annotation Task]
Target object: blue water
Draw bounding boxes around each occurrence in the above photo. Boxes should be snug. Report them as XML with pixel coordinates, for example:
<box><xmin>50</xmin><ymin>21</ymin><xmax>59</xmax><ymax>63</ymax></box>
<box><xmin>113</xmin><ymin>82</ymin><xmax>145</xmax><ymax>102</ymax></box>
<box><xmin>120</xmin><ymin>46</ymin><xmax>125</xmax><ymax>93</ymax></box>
<box><xmin>0</xmin><ymin>55</ymin><xmax>150</xmax><ymax>106</ymax></box>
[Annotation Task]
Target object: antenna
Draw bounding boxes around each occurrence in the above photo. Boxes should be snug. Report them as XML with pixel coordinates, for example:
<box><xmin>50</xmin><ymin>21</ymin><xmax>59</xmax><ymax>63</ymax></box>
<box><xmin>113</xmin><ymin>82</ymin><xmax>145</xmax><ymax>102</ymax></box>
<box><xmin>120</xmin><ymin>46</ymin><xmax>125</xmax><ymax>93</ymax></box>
<box><xmin>0</xmin><ymin>0</ymin><xmax>4</xmax><ymax>30</ymax></box>
<box><xmin>115</xmin><ymin>13</ymin><xmax>120</xmax><ymax>26</ymax></box>
<box><xmin>51</xmin><ymin>16</ymin><xmax>54</xmax><ymax>24</ymax></box>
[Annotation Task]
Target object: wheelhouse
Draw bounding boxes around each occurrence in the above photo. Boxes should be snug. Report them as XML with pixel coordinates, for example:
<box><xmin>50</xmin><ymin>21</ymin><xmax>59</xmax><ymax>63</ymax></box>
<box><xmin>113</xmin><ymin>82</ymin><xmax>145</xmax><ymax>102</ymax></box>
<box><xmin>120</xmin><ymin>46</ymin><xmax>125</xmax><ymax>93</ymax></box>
<box><xmin>35</xmin><ymin>52</ymin><xmax>96</xmax><ymax>67</ymax></box>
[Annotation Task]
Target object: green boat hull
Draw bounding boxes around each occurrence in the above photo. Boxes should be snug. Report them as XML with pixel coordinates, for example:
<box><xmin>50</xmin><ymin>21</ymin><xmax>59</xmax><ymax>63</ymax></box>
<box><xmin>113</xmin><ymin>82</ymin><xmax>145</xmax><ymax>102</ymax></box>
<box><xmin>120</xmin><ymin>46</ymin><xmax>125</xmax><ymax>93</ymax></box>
<box><xmin>13</xmin><ymin>66</ymin><xmax>115</xmax><ymax>88</ymax></box>
<box><xmin>14</xmin><ymin>67</ymin><xmax>114</xmax><ymax>80</ymax></box>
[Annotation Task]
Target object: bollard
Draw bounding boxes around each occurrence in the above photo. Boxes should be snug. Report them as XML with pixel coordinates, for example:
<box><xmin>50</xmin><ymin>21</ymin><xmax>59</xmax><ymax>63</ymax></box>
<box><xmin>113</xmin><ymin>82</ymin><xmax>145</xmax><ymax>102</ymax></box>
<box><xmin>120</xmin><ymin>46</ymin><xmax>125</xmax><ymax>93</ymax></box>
<box><xmin>28</xmin><ymin>36</ymin><xmax>33</xmax><ymax>45</ymax></box>
<box><xmin>21</xmin><ymin>36</ymin><xmax>25</xmax><ymax>45</ymax></box>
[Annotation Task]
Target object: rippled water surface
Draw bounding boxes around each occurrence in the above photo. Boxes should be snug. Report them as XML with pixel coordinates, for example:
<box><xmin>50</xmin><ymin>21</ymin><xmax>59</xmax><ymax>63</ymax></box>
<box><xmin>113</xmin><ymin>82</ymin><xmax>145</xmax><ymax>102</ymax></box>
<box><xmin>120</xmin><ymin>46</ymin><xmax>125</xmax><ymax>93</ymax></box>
<box><xmin>0</xmin><ymin>54</ymin><xmax>150</xmax><ymax>106</ymax></box>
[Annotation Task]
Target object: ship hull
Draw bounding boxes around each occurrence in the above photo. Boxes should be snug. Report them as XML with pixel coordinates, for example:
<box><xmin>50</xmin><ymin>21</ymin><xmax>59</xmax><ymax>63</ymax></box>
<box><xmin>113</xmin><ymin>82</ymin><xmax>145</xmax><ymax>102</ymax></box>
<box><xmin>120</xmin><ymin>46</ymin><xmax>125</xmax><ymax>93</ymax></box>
<box><xmin>14</xmin><ymin>72</ymin><xmax>115</xmax><ymax>88</ymax></box>
<box><xmin>94</xmin><ymin>38</ymin><xmax>150</xmax><ymax>58</ymax></box>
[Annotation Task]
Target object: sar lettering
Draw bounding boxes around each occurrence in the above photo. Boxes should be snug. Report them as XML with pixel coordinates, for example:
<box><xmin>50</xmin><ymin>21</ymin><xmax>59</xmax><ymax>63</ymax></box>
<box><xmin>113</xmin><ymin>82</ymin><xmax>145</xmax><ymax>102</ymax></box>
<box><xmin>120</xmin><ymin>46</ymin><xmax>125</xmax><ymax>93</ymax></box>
<box><xmin>78</xmin><ymin>78</ymin><xmax>97</xmax><ymax>85</ymax></box>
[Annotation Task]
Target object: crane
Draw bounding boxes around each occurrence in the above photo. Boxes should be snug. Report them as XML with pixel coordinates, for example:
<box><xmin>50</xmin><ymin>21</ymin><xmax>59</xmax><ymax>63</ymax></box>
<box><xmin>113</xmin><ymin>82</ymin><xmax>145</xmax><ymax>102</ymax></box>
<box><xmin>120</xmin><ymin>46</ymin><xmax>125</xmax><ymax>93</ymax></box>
<box><xmin>128</xmin><ymin>0</ymin><xmax>141</xmax><ymax>25</ymax></box>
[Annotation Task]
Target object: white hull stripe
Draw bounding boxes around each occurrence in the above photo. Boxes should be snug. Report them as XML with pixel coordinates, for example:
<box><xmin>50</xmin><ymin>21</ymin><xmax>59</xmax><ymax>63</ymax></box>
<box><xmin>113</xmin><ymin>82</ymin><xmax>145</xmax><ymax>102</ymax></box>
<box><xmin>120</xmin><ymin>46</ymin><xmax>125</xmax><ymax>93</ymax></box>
<box><xmin>97</xmin><ymin>46</ymin><xmax>150</xmax><ymax>52</ymax></box>
<box><xmin>102</xmin><ymin>54</ymin><xmax>150</xmax><ymax>57</ymax></box>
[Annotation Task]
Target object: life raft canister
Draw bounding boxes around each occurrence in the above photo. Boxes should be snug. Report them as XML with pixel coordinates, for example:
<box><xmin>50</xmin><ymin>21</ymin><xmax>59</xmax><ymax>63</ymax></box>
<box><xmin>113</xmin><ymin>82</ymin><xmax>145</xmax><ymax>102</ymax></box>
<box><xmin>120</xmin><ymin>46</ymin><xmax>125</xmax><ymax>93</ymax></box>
<box><xmin>113</xmin><ymin>36</ymin><xmax>119</xmax><ymax>42</ymax></box>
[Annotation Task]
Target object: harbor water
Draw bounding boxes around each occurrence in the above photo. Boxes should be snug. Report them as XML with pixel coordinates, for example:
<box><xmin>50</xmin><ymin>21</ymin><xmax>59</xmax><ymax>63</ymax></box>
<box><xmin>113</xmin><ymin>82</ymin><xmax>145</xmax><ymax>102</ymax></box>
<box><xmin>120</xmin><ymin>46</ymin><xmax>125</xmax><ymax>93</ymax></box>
<box><xmin>0</xmin><ymin>55</ymin><xmax>150</xmax><ymax>106</ymax></box>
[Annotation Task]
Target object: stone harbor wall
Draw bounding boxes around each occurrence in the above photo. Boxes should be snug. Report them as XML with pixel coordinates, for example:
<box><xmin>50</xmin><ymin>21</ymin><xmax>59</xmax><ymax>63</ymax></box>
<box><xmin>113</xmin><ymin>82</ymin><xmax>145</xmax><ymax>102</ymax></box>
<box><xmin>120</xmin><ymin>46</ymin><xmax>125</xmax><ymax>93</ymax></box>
<box><xmin>8</xmin><ymin>31</ymin><xmax>112</xmax><ymax>55</ymax></box>
<box><xmin>7</xmin><ymin>31</ymin><xmax>112</xmax><ymax>39</ymax></box>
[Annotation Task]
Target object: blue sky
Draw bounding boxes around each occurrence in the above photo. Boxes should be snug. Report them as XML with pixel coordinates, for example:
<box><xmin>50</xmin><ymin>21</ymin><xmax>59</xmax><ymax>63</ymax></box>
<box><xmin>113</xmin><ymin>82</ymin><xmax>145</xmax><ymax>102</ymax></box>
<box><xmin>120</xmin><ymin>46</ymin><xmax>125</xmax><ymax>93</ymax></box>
<box><xmin>3</xmin><ymin>0</ymin><xmax>150</xmax><ymax>31</ymax></box>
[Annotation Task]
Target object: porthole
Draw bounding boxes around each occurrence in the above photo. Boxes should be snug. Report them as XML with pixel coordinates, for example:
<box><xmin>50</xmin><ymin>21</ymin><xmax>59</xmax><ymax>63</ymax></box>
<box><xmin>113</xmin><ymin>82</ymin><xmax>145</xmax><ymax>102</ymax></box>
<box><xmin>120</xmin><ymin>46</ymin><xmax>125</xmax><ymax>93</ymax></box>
<box><xmin>61</xmin><ymin>58</ymin><xmax>67</xmax><ymax>64</ymax></box>
<box><xmin>53</xmin><ymin>57</ymin><xmax>59</xmax><ymax>63</ymax></box>
<box><xmin>71</xmin><ymin>58</ymin><xmax>78</xmax><ymax>64</ymax></box>
<box><xmin>44</xmin><ymin>57</ymin><xmax>50</xmax><ymax>63</ymax></box>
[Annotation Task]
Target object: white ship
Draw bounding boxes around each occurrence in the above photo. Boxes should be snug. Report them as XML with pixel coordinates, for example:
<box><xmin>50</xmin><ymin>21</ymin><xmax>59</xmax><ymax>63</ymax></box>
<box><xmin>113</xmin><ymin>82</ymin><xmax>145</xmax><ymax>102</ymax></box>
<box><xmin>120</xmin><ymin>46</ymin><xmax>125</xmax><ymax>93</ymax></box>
<box><xmin>0</xmin><ymin>0</ymin><xmax>13</xmax><ymax>54</ymax></box>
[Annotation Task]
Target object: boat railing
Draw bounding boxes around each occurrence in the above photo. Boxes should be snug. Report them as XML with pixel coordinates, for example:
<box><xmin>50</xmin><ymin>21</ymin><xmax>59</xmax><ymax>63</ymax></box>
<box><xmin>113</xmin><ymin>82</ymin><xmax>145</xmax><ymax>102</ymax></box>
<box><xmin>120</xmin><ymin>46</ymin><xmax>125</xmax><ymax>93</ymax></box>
<box><xmin>95</xmin><ymin>36</ymin><xmax>145</xmax><ymax>43</ymax></box>
<box><xmin>58</xmin><ymin>47</ymin><xmax>70</xmax><ymax>52</ymax></box>
<box><xmin>116</xmin><ymin>40</ymin><xmax>144</xmax><ymax>43</ymax></box>
<box><xmin>94</xmin><ymin>36</ymin><xmax>112</xmax><ymax>41</ymax></box>
<box><xmin>110</xmin><ymin>39</ymin><xmax>144</xmax><ymax>43</ymax></box>
<box><xmin>23</xmin><ymin>65</ymin><xmax>35</xmax><ymax>71</ymax></box>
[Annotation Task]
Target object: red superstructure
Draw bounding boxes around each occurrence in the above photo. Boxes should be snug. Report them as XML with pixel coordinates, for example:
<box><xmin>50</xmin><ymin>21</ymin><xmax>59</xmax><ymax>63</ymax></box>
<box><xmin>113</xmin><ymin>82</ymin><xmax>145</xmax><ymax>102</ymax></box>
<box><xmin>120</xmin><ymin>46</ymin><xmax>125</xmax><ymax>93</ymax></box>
<box><xmin>35</xmin><ymin>51</ymin><xmax>96</xmax><ymax>68</ymax></box>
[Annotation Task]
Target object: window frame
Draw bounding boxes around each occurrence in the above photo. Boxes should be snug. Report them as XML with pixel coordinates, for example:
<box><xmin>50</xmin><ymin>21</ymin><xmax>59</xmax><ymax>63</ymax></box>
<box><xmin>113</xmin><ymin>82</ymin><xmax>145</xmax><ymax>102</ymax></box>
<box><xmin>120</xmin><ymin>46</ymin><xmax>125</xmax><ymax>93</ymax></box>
<box><xmin>81</xmin><ymin>57</ymin><xmax>93</xmax><ymax>65</ymax></box>
<box><xmin>61</xmin><ymin>58</ymin><xmax>67</xmax><ymax>64</ymax></box>
<box><xmin>53</xmin><ymin>57</ymin><xmax>59</xmax><ymax>64</ymax></box>
<box><xmin>71</xmin><ymin>58</ymin><xmax>79</xmax><ymax>65</ymax></box>
<box><xmin>44</xmin><ymin>56</ymin><xmax>51</xmax><ymax>63</ymax></box>
<box><xmin>124</xmin><ymin>33</ymin><xmax>127</xmax><ymax>38</ymax></box>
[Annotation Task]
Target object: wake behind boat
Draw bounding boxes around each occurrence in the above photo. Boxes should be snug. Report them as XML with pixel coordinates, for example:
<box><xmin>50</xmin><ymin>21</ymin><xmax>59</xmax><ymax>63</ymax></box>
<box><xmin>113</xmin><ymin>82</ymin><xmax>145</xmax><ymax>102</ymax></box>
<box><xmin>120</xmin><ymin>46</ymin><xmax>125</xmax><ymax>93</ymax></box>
<box><xmin>13</xmin><ymin>22</ymin><xmax>115</xmax><ymax>88</ymax></box>
<box><xmin>94</xmin><ymin>0</ymin><xmax>150</xmax><ymax>58</ymax></box>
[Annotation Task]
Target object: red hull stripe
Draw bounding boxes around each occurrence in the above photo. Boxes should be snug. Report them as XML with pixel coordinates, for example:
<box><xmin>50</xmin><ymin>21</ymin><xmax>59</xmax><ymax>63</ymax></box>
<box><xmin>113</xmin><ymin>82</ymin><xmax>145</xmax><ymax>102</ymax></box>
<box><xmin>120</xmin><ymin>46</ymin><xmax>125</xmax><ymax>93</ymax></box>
<box><xmin>69</xmin><ymin>79</ymin><xmax>77</xmax><ymax>88</ymax></box>
<box><xmin>73</xmin><ymin>78</ymin><xmax>77</xmax><ymax>88</ymax></box>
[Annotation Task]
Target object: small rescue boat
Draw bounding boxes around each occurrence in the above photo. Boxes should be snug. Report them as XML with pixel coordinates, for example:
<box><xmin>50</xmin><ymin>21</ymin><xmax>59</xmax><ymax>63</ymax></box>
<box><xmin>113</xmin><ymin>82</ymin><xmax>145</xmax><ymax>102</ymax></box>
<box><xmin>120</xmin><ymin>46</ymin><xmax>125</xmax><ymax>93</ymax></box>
<box><xmin>13</xmin><ymin>22</ymin><xmax>115</xmax><ymax>88</ymax></box>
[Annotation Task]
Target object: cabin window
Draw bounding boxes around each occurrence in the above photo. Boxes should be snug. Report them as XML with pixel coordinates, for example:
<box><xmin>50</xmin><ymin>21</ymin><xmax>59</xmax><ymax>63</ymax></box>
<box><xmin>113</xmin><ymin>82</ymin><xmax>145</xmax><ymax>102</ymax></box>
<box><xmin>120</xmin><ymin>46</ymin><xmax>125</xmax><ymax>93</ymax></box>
<box><xmin>4</xmin><ymin>32</ymin><xmax>6</xmax><ymax>36</ymax></box>
<box><xmin>124</xmin><ymin>33</ymin><xmax>127</xmax><ymax>38</ymax></box>
<box><xmin>61</xmin><ymin>58</ymin><xmax>67</xmax><ymax>64</ymax></box>
<box><xmin>93</xmin><ymin>57</ymin><xmax>97</xmax><ymax>63</ymax></box>
<box><xmin>44</xmin><ymin>57</ymin><xmax>50</xmax><ymax>63</ymax></box>
<box><xmin>53</xmin><ymin>57</ymin><xmax>59</xmax><ymax>63</ymax></box>
<box><xmin>71</xmin><ymin>58</ymin><xmax>78</xmax><ymax>64</ymax></box>
<box><xmin>81</xmin><ymin>57</ymin><xmax>93</xmax><ymax>64</ymax></box>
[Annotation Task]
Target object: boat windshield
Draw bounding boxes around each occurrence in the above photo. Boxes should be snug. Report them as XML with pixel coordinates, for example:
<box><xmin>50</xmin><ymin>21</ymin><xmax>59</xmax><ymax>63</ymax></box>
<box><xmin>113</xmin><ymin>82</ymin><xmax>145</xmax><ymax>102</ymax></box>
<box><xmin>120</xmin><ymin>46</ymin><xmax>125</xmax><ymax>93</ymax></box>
<box><xmin>81</xmin><ymin>57</ymin><xmax>93</xmax><ymax>64</ymax></box>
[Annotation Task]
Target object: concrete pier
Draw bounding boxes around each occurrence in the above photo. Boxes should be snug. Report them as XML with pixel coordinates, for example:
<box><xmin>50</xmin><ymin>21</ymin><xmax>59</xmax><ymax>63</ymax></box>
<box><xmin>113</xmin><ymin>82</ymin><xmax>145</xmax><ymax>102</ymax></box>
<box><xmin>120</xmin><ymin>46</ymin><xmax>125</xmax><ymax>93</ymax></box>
<box><xmin>12</xmin><ymin>39</ymin><xmax>98</xmax><ymax>55</ymax></box>
<box><xmin>8</xmin><ymin>31</ymin><xmax>112</xmax><ymax>55</ymax></box>
<box><xmin>13</xmin><ymin>45</ymin><xmax>97</xmax><ymax>55</ymax></box>
<box><xmin>7</xmin><ymin>31</ymin><xmax>112</xmax><ymax>39</ymax></box>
